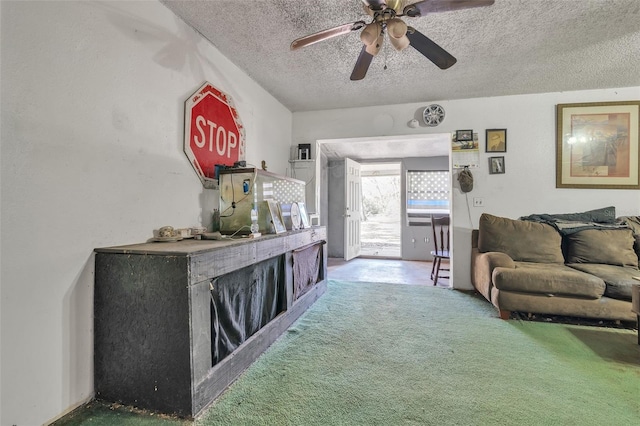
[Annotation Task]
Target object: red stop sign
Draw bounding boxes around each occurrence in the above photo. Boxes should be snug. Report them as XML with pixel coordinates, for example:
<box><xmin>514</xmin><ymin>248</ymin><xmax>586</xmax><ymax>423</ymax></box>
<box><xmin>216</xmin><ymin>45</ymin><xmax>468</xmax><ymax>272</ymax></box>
<box><xmin>184</xmin><ymin>82</ymin><xmax>245</xmax><ymax>188</ymax></box>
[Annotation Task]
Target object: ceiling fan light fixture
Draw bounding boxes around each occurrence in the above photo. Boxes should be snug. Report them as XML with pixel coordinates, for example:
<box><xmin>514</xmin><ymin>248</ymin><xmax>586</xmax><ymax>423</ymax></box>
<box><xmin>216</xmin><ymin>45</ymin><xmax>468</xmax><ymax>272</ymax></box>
<box><xmin>360</xmin><ymin>22</ymin><xmax>381</xmax><ymax>46</ymax></box>
<box><xmin>386</xmin><ymin>18</ymin><xmax>407</xmax><ymax>39</ymax></box>
<box><xmin>389</xmin><ymin>34</ymin><xmax>409</xmax><ymax>51</ymax></box>
<box><xmin>364</xmin><ymin>34</ymin><xmax>383</xmax><ymax>55</ymax></box>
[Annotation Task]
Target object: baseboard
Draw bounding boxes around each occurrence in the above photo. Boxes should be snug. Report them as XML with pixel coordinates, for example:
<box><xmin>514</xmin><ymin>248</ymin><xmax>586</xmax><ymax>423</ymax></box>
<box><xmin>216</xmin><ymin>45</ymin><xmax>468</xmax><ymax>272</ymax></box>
<box><xmin>45</xmin><ymin>393</ymin><xmax>94</xmax><ymax>425</ymax></box>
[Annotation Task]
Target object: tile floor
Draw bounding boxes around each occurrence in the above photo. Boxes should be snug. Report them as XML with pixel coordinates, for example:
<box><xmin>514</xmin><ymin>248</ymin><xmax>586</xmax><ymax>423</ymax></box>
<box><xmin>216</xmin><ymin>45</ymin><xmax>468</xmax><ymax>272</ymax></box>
<box><xmin>327</xmin><ymin>257</ymin><xmax>451</xmax><ymax>288</ymax></box>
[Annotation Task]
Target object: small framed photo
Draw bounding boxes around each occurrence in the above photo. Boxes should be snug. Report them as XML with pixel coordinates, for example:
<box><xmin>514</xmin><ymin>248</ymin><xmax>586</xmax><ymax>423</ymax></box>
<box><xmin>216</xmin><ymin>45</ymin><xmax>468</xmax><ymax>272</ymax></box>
<box><xmin>486</xmin><ymin>128</ymin><xmax>507</xmax><ymax>152</ymax></box>
<box><xmin>456</xmin><ymin>130</ymin><xmax>473</xmax><ymax>142</ymax></box>
<box><xmin>267</xmin><ymin>200</ymin><xmax>286</xmax><ymax>234</ymax></box>
<box><xmin>489</xmin><ymin>156</ymin><xmax>505</xmax><ymax>174</ymax></box>
<box><xmin>297</xmin><ymin>202</ymin><xmax>310</xmax><ymax>228</ymax></box>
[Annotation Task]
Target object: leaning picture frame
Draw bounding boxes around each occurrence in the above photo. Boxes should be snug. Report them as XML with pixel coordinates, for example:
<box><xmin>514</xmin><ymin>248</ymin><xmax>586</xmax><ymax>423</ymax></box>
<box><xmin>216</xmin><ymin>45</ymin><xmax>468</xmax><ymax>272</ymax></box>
<box><xmin>486</xmin><ymin>128</ymin><xmax>507</xmax><ymax>152</ymax></box>
<box><xmin>489</xmin><ymin>156</ymin><xmax>505</xmax><ymax>174</ymax></box>
<box><xmin>556</xmin><ymin>101</ymin><xmax>640</xmax><ymax>189</ymax></box>
<box><xmin>297</xmin><ymin>202</ymin><xmax>310</xmax><ymax>229</ymax></box>
<box><xmin>266</xmin><ymin>200</ymin><xmax>286</xmax><ymax>234</ymax></box>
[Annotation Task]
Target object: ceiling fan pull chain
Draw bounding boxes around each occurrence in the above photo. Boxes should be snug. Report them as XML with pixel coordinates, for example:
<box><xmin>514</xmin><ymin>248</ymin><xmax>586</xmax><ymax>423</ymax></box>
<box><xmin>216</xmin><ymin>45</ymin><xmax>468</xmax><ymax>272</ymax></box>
<box><xmin>383</xmin><ymin>31</ymin><xmax>388</xmax><ymax>70</ymax></box>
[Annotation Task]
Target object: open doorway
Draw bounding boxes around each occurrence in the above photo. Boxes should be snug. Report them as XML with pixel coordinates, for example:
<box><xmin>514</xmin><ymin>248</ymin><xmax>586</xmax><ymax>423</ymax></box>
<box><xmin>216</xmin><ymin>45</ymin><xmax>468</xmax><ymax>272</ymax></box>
<box><xmin>360</xmin><ymin>163</ymin><xmax>401</xmax><ymax>258</ymax></box>
<box><xmin>318</xmin><ymin>134</ymin><xmax>453</xmax><ymax>285</ymax></box>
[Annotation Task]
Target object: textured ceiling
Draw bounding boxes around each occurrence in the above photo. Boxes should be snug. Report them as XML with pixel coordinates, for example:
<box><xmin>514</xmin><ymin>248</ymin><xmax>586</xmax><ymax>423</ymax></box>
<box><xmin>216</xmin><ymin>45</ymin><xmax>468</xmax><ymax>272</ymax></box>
<box><xmin>161</xmin><ymin>0</ymin><xmax>640</xmax><ymax>113</ymax></box>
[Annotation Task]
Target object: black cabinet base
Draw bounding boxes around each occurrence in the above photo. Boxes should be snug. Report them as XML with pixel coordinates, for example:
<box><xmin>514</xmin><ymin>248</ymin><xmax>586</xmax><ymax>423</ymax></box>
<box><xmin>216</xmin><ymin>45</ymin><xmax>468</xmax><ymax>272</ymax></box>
<box><xmin>94</xmin><ymin>229</ymin><xmax>327</xmax><ymax>418</ymax></box>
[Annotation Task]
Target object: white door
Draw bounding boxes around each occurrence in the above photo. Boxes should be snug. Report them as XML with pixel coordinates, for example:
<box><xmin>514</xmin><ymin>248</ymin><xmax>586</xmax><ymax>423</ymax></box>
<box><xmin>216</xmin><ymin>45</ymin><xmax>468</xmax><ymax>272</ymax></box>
<box><xmin>344</xmin><ymin>158</ymin><xmax>362</xmax><ymax>260</ymax></box>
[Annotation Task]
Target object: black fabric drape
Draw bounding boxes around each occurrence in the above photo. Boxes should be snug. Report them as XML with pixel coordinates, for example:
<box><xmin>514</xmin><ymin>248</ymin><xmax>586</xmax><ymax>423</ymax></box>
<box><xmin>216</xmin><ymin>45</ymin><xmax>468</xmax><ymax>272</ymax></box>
<box><xmin>210</xmin><ymin>255</ymin><xmax>285</xmax><ymax>365</ymax></box>
<box><xmin>292</xmin><ymin>243</ymin><xmax>323</xmax><ymax>301</ymax></box>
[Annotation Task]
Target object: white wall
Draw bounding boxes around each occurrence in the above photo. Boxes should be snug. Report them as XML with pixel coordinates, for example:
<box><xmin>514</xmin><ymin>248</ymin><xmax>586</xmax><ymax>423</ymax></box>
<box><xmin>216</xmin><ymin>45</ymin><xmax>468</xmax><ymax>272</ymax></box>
<box><xmin>293</xmin><ymin>86</ymin><xmax>640</xmax><ymax>290</ymax></box>
<box><xmin>0</xmin><ymin>1</ymin><xmax>292</xmax><ymax>424</ymax></box>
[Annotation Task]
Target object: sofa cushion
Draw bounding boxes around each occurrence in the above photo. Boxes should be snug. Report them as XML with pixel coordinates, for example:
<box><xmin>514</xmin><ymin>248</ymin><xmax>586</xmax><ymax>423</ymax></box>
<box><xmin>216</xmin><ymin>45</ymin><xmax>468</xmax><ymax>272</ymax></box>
<box><xmin>492</xmin><ymin>262</ymin><xmax>606</xmax><ymax>299</ymax></box>
<box><xmin>478</xmin><ymin>214</ymin><xmax>564</xmax><ymax>263</ymax></box>
<box><xmin>566</xmin><ymin>263</ymin><xmax>639</xmax><ymax>301</ymax></box>
<box><xmin>618</xmin><ymin>216</ymin><xmax>640</xmax><ymax>266</ymax></box>
<box><xmin>618</xmin><ymin>215</ymin><xmax>640</xmax><ymax>233</ymax></box>
<box><xmin>565</xmin><ymin>229</ymin><xmax>638</xmax><ymax>267</ymax></box>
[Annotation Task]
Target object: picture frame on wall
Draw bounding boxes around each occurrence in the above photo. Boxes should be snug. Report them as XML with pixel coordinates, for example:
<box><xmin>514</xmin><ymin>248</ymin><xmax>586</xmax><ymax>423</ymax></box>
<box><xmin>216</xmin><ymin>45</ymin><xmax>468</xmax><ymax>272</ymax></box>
<box><xmin>489</xmin><ymin>156</ymin><xmax>505</xmax><ymax>174</ymax></box>
<box><xmin>556</xmin><ymin>101</ymin><xmax>640</xmax><ymax>189</ymax></box>
<box><xmin>456</xmin><ymin>130</ymin><xmax>473</xmax><ymax>141</ymax></box>
<box><xmin>267</xmin><ymin>200</ymin><xmax>286</xmax><ymax>234</ymax></box>
<box><xmin>486</xmin><ymin>129</ymin><xmax>507</xmax><ymax>152</ymax></box>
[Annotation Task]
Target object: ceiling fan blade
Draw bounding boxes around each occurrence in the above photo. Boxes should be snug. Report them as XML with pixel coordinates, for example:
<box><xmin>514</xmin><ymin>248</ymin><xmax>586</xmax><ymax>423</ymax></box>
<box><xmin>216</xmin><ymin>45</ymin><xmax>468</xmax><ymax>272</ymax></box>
<box><xmin>350</xmin><ymin>46</ymin><xmax>374</xmax><ymax>80</ymax></box>
<box><xmin>404</xmin><ymin>0</ymin><xmax>494</xmax><ymax>17</ymax></box>
<box><xmin>291</xmin><ymin>21</ymin><xmax>366</xmax><ymax>50</ymax></box>
<box><xmin>406</xmin><ymin>28</ymin><xmax>457</xmax><ymax>69</ymax></box>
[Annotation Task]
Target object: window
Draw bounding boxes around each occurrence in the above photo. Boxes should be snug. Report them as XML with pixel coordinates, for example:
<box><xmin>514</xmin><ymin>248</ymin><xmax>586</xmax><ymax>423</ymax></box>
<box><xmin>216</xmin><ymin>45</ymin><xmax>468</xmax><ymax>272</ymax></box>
<box><xmin>406</xmin><ymin>170</ymin><xmax>450</xmax><ymax>225</ymax></box>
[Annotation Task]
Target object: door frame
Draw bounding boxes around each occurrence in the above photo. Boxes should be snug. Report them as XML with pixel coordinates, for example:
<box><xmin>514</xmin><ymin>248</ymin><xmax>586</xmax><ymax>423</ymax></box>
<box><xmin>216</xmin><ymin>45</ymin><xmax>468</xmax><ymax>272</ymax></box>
<box><xmin>315</xmin><ymin>134</ymin><xmax>453</xmax><ymax>280</ymax></box>
<box><xmin>359</xmin><ymin>162</ymin><xmax>402</xmax><ymax>258</ymax></box>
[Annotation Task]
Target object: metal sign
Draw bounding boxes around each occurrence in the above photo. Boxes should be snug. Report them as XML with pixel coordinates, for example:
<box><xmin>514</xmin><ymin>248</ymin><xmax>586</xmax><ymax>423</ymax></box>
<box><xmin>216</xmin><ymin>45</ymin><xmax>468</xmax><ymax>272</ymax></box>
<box><xmin>184</xmin><ymin>82</ymin><xmax>245</xmax><ymax>188</ymax></box>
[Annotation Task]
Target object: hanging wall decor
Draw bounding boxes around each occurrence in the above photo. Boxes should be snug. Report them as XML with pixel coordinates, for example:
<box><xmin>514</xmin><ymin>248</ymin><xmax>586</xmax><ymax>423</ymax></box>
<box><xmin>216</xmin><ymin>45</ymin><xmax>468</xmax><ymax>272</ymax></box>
<box><xmin>452</xmin><ymin>131</ymin><xmax>479</xmax><ymax>168</ymax></box>
<box><xmin>489</xmin><ymin>156</ymin><xmax>505</xmax><ymax>174</ymax></box>
<box><xmin>456</xmin><ymin>129</ymin><xmax>473</xmax><ymax>141</ymax></box>
<box><xmin>486</xmin><ymin>129</ymin><xmax>507</xmax><ymax>152</ymax></box>
<box><xmin>556</xmin><ymin>101</ymin><xmax>639</xmax><ymax>189</ymax></box>
<box><xmin>184</xmin><ymin>82</ymin><xmax>246</xmax><ymax>189</ymax></box>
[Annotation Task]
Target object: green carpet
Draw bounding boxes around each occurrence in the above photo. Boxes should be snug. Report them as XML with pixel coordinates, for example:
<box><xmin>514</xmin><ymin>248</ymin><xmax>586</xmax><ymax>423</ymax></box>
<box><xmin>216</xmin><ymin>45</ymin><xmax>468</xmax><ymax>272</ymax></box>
<box><xmin>58</xmin><ymin>280</ymin><xmax>639</xmax><ymax>425</ymax></box>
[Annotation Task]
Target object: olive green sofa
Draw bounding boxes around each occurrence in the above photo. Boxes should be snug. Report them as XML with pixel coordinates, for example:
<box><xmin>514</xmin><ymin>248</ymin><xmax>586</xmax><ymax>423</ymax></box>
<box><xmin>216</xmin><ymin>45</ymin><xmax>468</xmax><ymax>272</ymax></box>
<box><xmin>471</xmin><ymin>212</ymin><xmax>639</xmax><ymax>322</ymax></box>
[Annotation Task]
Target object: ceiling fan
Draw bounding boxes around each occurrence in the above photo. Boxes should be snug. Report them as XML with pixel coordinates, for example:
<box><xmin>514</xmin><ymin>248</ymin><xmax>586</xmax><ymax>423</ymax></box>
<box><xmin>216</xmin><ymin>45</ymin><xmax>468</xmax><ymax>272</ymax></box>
<box><xmin>290</xmin><ymin>0</ymin><xmax>495</xmax><ymax>80</ymax></box>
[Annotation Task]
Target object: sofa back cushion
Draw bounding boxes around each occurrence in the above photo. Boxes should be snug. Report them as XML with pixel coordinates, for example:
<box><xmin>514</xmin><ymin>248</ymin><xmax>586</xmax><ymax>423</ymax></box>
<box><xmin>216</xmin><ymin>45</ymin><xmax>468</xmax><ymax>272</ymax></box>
<box><xmin>618</xmin><ymin>216</ymin><xmax>640</xmax><ymax>267</ymax></box>
<box><xmin>618</xmin><ymin>215</ymin><xmax>640</xmax><ymax>233</ymax></box>
<box><xmin>565</xmin><ymin>228</ymin><xmax>638</xmax><ymax>267</ymax></box>
<box><xmin>478</xmin><ymin>213</ymin><xmax>564</xmax><ymax>263</ymax></box>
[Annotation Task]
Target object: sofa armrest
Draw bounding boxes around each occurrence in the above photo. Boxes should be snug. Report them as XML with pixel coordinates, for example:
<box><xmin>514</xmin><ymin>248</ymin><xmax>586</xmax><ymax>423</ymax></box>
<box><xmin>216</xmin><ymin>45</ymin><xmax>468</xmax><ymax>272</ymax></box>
<box><xmin>471</xmin><ymin>249</ymin><xmax>515</xmax><ymax>300</ymax></box>
<box><xmin>482</xmin><ymin>251</ymin><xmax>516</xmax><ymax>269</ymax></box>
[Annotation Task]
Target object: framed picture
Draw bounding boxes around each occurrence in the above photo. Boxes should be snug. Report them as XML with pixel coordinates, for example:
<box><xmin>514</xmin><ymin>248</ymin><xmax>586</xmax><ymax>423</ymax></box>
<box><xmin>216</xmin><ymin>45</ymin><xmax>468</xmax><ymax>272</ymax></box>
<box><xmin>486</xmin><ymin>129</ymin><xmax>507</xmax><ymax>152</ymax></box>
<box><xmin>456</xmin><ymin>130</ymin><xmax>473</xmax><ymax>141</ymax></box>
<box><xmin>556</xmin><ymin>101</ymin><xmax>640</xmax><ymax>189</ymax></box>
<box><xmin>266</xmin><ymin>200</ymin><xmax>286</xmax><ymax>234</ymax></box>
<box><xmin>297</xmin><ymin>202</ymin><xmax>310</xmax><ymax>228</ymax></box>
<box><xmin>489</xmin><ymin>156</ymin><xmax>505</xmax><ymax>174</ymax></box>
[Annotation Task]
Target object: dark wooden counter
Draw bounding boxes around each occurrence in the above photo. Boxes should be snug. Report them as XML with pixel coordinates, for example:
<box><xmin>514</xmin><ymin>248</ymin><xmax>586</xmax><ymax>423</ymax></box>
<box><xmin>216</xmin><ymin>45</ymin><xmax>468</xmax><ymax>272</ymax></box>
<box><xmin>94</xmin><ymin>227</ymin><xmax>327</xmax><ymax>417</ymax></box>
